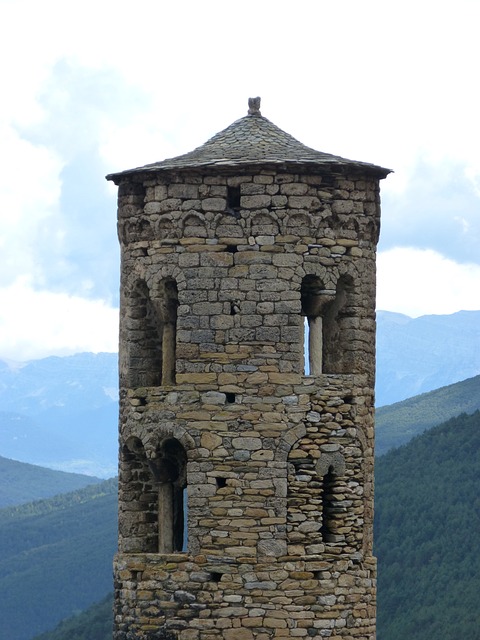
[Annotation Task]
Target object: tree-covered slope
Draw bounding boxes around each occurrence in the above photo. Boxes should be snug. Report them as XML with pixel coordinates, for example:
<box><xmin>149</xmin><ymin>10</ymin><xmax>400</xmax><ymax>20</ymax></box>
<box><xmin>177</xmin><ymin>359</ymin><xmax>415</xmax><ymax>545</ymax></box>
<box><xmin>375</xmin><ymin>410</ymin><xmax>480</xmax><ymax>639</ymax></box>
<box><xmin>33</xmin><ymin>592</ymin><xmax>113</xmax><ymax>640</ymax></box>
<box><xmin>375</xmin><ymin>374</ymin><xmax>480</xmax><ymax>455</ymax></box>
<box><xmin>0</xmin><ymin>478</ymin><xmax>117</xmax><ymax>640</ymax></box>
<box><xmin>38</xmin><ymin>406</ymin><xmax>480</xmax><ymax>640</ymax></box>
<box><xmin>0</xmin><ymin>455</ymin><xmax>101</xmax><ymax>507</ymax></box>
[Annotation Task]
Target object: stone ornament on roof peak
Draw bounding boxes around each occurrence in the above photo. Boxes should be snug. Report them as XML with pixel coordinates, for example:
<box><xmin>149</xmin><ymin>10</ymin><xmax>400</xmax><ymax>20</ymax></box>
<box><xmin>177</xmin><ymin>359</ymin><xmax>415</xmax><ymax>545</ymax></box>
<box><xmin>106</xmin><ymin>98</ymin><xmax>391</xmax><ymax>182</ymax></box>
<box><xmin>248</xmin><ymin>97</ymin><xmax>261</xmax><ymax>116</ymax></box>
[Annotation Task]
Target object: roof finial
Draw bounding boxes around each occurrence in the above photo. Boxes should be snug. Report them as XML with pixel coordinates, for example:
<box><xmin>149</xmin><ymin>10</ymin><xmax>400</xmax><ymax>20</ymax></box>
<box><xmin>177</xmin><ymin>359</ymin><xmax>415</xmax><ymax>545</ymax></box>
<box><xmin>248</xmin><ymin>97</ymin><xmax>261</xmax><ymax>116</ymax></box>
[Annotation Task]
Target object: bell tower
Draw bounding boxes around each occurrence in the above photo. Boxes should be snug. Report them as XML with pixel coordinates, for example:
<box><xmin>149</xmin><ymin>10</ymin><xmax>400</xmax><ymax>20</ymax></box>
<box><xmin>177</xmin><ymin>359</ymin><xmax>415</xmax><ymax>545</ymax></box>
<box><xmin>107</xmin><ymin>98</ymin><xmax>390</xmax><ymax>640</ymax></box>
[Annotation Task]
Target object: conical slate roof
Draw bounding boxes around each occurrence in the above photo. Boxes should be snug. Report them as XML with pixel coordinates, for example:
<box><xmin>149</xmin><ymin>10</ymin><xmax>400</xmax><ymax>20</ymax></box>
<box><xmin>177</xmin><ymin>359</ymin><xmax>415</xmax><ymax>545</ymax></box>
<box><xmin>106</xmin><ymin>98</ymin><xmax>390</xmax><ymax>182</ymax></box>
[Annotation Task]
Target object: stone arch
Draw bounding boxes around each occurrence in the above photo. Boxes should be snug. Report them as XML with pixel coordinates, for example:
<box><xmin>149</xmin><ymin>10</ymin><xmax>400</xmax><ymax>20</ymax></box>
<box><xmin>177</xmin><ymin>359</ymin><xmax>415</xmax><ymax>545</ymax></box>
<box><xmin>142</xmin><ymin>423</ymin><xmax>196</xmax><ymax>461</ymax></box>
<box><xmin>125</xmin><ymin>278</ymin><xmax>163</xmax><ymax>387</ymax></box>
<box><xmin>181</xmin><ymin>211</ymin><xmax>207</xmax><ymax>238</ymax></box>
<box><xmin>121</xmin><ymin>217</ymin><xmax>154</xmax><ymax>244</ymax></box>
<box><xmin>156</xmin><ymin>215</ymin><xmax>179</xmax><ymax>241</ymax></box>
<box><xmin>117</xmin><ymin>220</ymin><xmax>128</xmax><ymax>245</ymax></box>
<box><xmin>286</xmin><ymin>435</ymin><xmax>363</xmax><ymax>549</ymax></box>
<box><xmin>365</xmin><ymin>219</ymin><xmax>380</xmax><ymax>244</ymax></box>
<box><xmin>124</xmin><ymin>271</ymin><xmax>182</xmax><ymax>388</ymax></box>
<box><xmin>315</xmin><ymin>209</ymin><xmax>338</xmax><ymax>241</ymax></box>
<box><xmin>119</xmin><ymin>436</ymin><xmax>158</xmax><ymax>552</ymax></box>
<box><xmin>284</xmin><ymin>211</ymin><xmax>314</xmax><ymax>237</ymax></box>
<box><xmin>276</xmin><ymin>423</ymin><xmax>308</xmax><ymax>462</ymax></box>
<box><xmin>300</xmin><ymin>264</ymin><xmax>360</xmax><ymax>375</ymax></box>
<box><xmin>301</xmin><ymin>274</ymin><xmax>336</xmax><ymax>375</ymax></box>
<box><xmin>120</xmin><ymin>435</ymin><xmax>188</xmax><ymax>553</ymax></box>
<box><xmin>149</xmin><ymin>438</ymin><xmax>188</xmax><ymax>553</ymax></box>
<box><xmin>249</xmin><ymin>211</ymin><xmax>280</xmax><ymax>237</ymax></box>
<box><xmin>213</xmin><ymin>212</ymin><xmax>245</xmax><ymax>239</ymax></box>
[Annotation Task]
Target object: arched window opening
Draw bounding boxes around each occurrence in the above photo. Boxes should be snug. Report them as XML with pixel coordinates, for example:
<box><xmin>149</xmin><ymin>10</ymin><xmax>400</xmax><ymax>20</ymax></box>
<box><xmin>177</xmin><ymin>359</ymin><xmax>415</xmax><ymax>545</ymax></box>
<box><xmin>323</xmin><ymin>275</ymin><xmax>354</xmax><ymax>374</ymax></box>
<box><xmin>127</xmin><ymin>278</ymin><xmax>178</xmax><ymax>388</ymax></box>
<box><xmin>301</xmin><ymin>275</ymin><xmax>335</xmax><ymax>375</ymax></box>
<box><xmin>128</xmin><ymin>280</ymin><xmax>162</xmax><ymax>387</ymax></box>
<box><xmin>149</xmin><ymin>438</ymin><xmax>187</xmax><ymax>553</ymax></box>
<box><xmin>120</xmin><ymin>437</ymin><xmax>158</xmax><ymax>553</ymax></box>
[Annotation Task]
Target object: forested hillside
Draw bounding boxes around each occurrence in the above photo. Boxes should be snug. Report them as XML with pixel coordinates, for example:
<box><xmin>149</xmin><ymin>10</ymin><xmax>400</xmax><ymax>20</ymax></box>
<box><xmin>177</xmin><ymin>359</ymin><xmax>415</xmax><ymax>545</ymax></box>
<box><xmin>6</xmin><ymin>383</ymin><xmax>480</xmax><ymax>639</ymax></box>
<box><xmin>375</xmin><ymin>374</ymin><xmax>480</xmax><ymax>454</ymax></box>
<box><xmin>375</xmin><ymin>410</ymin><xmax>480</xmax><ymax>639</ymax></box>
<box><xmin>0</xmin><ymin>456</ymin><xmax>101</xmax><ymax>507</ymax></box>
<box><xmin>33</xmin><ymin>593</ymin><xmax>113</xmax><ymax>640</ymax></box>
<box><xmin>35</xmin><ymin>409</ymin><xmax>480</xmax><ymax>640</ymax></box>
<box><xmin>0</xmin><ymin>479</ymin><xmax>117</xmax><ymax>640</ymax></box>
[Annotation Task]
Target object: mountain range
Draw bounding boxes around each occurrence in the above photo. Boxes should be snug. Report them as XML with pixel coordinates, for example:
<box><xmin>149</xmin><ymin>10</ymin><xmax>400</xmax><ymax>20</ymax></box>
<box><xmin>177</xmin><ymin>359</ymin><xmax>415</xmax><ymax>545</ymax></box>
<box><xmin>0</xmin><ymin>310</ymin><xmax>479</xmax><ymax>477</ymax></box>
<box><xmin>376</xmin><ymin>309</ymin><xmax>480</xmax><ymax>405</ymax></box>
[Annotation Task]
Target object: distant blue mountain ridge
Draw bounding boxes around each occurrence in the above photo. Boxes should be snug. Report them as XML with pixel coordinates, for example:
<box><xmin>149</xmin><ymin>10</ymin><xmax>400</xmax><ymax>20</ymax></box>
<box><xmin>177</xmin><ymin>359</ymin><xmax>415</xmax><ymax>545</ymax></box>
<box><xmin>0</xmin><ymin>310</ymin><xmax>478</xmax><ymax>476</ymax></box>
<box><xmin>376</xmin><ymin>309</ymin><xmax>480</xmax><ymax>405</ymax></box>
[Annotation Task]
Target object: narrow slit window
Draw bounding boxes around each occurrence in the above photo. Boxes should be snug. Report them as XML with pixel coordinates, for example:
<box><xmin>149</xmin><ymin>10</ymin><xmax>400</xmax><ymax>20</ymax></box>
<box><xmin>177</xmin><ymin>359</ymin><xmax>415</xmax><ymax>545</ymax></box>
<box><xmin>227</xmin><ymin>186</ymin><xmax>241</xmax><ymax>213</ymax></box>
<box><xmin>321</xmin><ymin>466</ymin><xmax>336</xmax><ymax>541</ymax></box>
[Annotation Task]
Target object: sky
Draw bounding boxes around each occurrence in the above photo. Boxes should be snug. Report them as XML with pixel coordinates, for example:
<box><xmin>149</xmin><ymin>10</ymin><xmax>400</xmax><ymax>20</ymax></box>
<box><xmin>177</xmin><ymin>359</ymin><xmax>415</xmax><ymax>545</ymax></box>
<box><xmin>1</xmin><ymin>0</ymin><xmax>479</xmax><ymax>361</ymax></box>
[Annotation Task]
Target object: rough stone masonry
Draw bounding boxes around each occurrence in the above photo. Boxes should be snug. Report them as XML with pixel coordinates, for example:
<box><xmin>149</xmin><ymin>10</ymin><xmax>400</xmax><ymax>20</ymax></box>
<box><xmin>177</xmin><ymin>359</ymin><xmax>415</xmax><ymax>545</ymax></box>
<box><xmin>107</xmin><ymin>98</ymin><xmax>390</xmax><ymax>640</ymax></box>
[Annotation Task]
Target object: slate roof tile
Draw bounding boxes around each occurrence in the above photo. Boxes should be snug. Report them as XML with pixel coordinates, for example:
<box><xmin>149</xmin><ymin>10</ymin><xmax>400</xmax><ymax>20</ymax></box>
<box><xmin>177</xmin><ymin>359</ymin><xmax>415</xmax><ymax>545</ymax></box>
<box><xmin>107</xmin><ymin>99</ymin><xmax>391</xmax><ymax>182</ymax></box>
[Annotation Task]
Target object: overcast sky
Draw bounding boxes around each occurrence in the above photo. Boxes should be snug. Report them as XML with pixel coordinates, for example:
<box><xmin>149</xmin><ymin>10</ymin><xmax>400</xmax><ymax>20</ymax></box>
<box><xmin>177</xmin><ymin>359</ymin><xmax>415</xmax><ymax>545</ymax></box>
<box><xmin>1</xmin><ymin>0</ymin><xmax>479</xmax><ymax>361</ymax></box>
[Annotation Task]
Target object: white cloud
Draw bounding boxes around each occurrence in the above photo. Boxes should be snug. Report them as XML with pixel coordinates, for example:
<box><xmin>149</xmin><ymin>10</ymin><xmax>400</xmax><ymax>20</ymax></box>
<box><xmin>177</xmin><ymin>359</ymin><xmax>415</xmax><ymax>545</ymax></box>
<box><xmin>1</xmin><ymin>0</ymin><xmax>480</xmax><ymax>359</ymax></box>
<box><xmin>0</xmin><ymin>277</ymin><xmax>118</xmax><ymax>361</ymax></box>
<box><xmin>0</xmin><ymin>127</ymin><xmax>64</xmax><ymax>286</ymax></box>
<box><xmin>377</xmin><ymin>248</ymin><xmax>480</xmax><ymax>317</ymax></box>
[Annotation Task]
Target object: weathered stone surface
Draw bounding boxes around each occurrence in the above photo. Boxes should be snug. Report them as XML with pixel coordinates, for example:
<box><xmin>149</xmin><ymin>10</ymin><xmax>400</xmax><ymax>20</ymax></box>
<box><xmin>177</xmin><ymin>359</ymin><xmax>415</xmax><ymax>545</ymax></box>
<box><xmin>110</xmin><ymin>100</ymin><xmax>387</xmax><ymax>640</ymax></box>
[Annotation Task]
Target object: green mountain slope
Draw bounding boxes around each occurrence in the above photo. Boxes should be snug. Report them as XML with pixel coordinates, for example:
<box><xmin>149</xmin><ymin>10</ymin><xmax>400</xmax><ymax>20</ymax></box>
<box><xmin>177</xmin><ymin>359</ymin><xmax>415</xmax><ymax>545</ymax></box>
<box><xmin>0</xmin><ymin>478</ymin><xmax>117</xmax><ymax>640</ymax></box>
<box><xmin>0</xmin><ymin>455</ymin><xmax>101</xmax><ymax>508</ymax></box>
<box><xmin>375</xmin><ymin>374</ymin><xmax>480</xmax><ymax>455</ymax></box>
<box><xmin>8</xmin><ymin>377</ymin><xmax>480</xmax><ymax>639</ymax></box>
<box><xmin>33</xmin><ymin>592</ymin><xmax>113</xmax><ymax>640</ymax></box>
<box><xmin>39</xmin><ymin>408</ymin><xmax>480</xmax><ymax>640</ymax></box>
<box><xmin>375</xmin><ymin>410</ymin><xmax>480</xmax><ymax>639</ymax></box>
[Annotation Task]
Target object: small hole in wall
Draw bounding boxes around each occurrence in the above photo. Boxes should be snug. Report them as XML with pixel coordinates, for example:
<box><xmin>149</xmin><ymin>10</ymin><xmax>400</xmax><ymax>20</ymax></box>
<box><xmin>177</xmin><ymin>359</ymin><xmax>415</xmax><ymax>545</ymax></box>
<box><xmin>226</xmin><ymin>244</ymin><xmax>238</xmax><ymax>253</ymax></box>
<box><xmin>227</xmin><ymin>186</ymin><xmax>241</xmax><ymax>212</ymax></box>
<box><xmin>138</xmin><ymin>397</ymin><xmax>147</xmax><ymax>406</ymax></box>
<box><xmin>230</xmin><ymin>300</ymin><xmax>240</xmax><ymax>315</ymax></box>
<box><xmin>216</xmin><ymin>477</ymin><xmax>227</xmax><ymax>489</ymax></box>
<box><xmin>225</xmin><ymin>392</ymin><xmax>236</xmax><ymax>404</ymax></box>
<box><xmin>343</xmin><ymin>396</ymin><xmax>353</xmax><ymax>405</ymax></box>
<box><xmin>210</xmin><ymin>572</ymin><xmax>223</xmax><ymax>583</ymax></box>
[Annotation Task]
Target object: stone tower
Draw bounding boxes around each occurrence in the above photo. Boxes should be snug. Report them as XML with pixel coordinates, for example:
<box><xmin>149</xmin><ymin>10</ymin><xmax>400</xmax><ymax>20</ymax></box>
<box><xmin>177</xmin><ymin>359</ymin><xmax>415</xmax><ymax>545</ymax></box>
<box><xmin>107</xmin><ymin>98</ymin><xmax>390</xmax><ymax>640</ymax></box>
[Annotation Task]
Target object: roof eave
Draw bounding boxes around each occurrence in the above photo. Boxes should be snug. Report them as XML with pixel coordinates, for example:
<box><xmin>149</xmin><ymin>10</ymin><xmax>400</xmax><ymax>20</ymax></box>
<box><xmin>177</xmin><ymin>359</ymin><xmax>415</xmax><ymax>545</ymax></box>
<box><xmin>106</xmin><ymin>159</ymin><xmax>391</xmax><ymax>184</ymax></box>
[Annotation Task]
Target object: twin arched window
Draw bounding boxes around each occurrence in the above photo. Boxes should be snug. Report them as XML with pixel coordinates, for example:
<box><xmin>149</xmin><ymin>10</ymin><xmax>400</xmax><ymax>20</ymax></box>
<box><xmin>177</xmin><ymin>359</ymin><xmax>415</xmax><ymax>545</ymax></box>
<box><xmin>127</xmin><ymin>278</ymin><xmax>178</xmax><ymax>388</ymax></box>
<box><xmin>121</xmin><ymin>437</ymin><xmax>187</xmax><ymax>554</ymax></box>
<box><xmin>301</xmin><ymin>274</ymin><xmax>354</xmax><ymax>375</ymax></box>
